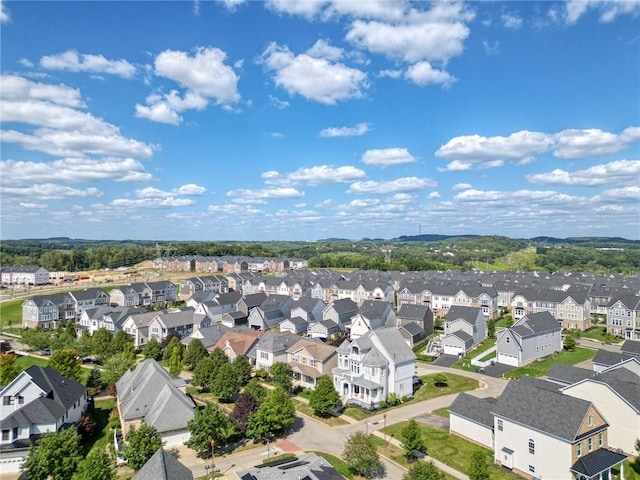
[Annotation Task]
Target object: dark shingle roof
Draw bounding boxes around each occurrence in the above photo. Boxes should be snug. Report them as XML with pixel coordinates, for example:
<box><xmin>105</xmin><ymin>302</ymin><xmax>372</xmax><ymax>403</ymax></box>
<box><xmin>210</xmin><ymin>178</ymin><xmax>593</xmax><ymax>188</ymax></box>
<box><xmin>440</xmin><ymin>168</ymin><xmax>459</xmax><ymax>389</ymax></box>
<box><xmin>445</xmin><ymin>305</ymin><xmax>483</xmax><ymax>325</ymax></box>
<box><xmin>132</xmin><ymin>448</ymin><xmax>194</xmax><ymax>480</ymax></box>
<box><xmin>621</xmin><ymin>340</ymin><xmax>640</xmax><ymax>356</ymax></box>
<box><xmin>546</xmin><ymin>363</ymin><xmax>594</xmax><ymax>385</ymax></box>
<box><xmin>448</xmin><ymin>392</ymin><xmax>495</xmax><ymax>428</ymax></box>
<box><xmin>571</xmin><ymin>448</ymin><xmax>627</xmax><ymax>477</ymax></box>
<box><xmin>26</xmin><ymin>366</ymin><xmax>87</xmax><ymax>411</ymax></box>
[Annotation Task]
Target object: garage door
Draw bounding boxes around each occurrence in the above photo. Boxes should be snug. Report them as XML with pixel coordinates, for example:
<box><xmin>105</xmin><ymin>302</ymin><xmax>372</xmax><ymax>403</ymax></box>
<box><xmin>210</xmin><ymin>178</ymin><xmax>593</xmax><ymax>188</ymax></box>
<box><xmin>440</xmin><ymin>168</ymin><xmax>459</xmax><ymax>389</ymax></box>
<box><xmin>498</xmin><ymin>353</ymin><xmax>519</xmax><ymax>366</ymax></box>
<box><xmin>444</xmin><ymin>344</ymin><xmax>464</xmax><ymax>356</ymax></box>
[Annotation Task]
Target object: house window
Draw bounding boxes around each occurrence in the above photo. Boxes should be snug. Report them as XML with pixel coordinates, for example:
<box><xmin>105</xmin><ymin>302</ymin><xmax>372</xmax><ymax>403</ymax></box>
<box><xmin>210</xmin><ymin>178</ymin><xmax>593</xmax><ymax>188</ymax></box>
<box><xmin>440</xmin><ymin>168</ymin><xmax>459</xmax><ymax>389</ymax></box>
<box><xmin>528</xmin><ymin>466</ymin><xmax>535</xmax><ymax>474</ymax></box>
<box><xmin>12</xmin><ymin>427</ymin><xmax>18</xmax><ymax>440</ymax></box>
<box><xmin>598</xmin><ymin>433</ymin><xmax>603</xmax><ymax>447</ymax></box>
<box><xmin>17</xmin><ymin>396</ymin><xmax>24</xmax><ymax>405</ymax></box>
<box><xmin>497</xmin><ymin>419</ymin><xmax>503</xmax><ymax>431</ymax></box>
<box><xmin>260</xmin><ymin>351</ymin><xmax>268</xmax><ymax>360</ymax></box>
<box><xmin>587</xmin><ymin>438</ymin><xmax>593</xmax><ymax>451</ymax></box>
<box><xmin>2</xmin><ymin>396</ymin><xmax>12</xmax><ymax>406</ymax></box>
<box><xmin>1</xmin><ymin>430</ymin><xmax>9</xmax><ymax>441</ymax></box>
<box><xmin>528</xmin><ymin>439</ymin><xmax>535</xmax><ymax>455</ymax></box>
<box><xmin>506</xmin><ymin>337</ymin><xmax>510</xmax><ymax>343</ymax></box>
<box><xmin>588</xmin><ymin>415</ymin><xmax>593</xmax><ymax>426</ymax></box>
<box><xmin>576</xmin><ymin>443</ymin><xmax>582</xmax><ymax>457</ymax></box>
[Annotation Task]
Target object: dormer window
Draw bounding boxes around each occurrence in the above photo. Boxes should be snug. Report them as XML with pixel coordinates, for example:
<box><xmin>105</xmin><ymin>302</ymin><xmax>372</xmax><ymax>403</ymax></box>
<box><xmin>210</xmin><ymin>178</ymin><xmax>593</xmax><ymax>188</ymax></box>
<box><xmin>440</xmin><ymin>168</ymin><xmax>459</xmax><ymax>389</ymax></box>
<box><xmin>352</xmin><ymin>346</ymin><xmax>359</xmax><ymax>355</ymax></box>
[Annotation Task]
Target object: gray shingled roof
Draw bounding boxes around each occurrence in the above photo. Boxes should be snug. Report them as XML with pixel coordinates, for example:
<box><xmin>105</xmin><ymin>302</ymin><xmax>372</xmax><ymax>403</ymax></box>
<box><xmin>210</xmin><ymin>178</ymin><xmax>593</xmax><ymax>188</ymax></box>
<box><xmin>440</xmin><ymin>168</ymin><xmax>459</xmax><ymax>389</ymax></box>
<box><xmin>359</xmin><ymin>300</ymin><xmax>392</xmax><ymax>320</ymax></box>
<box><xmin>512</xmin><ymin>311</ymin><xmax>561</xmax><ymax>337</ymax></box>
<box><xmin>592</xmin><ymin>349</ymin><xmax>634</xmax><ymax>367</ymax></box>
<box><xmin>132</xmin><ymin>448</ymin><xmax>194</xmax><ymax>480</ymax></box>
<box><xmin>621</xmin><ymin>340</ymin><xmax>640</xmax><ymax>356</ymax></box>
<box><xmin>26</xmin><ymin>366</ymin><xmax>88</xmax><ymax>411</ymax></box>
<box><xmin>493</xmin><ymin>376</ymin><xmax>599</xmax><ymax>442</ymax></box>
<box><xmin>328</xmin><ymin>297</ymin><xmax>359</xmax><ymax>314</ymax></box>
<box><xmin>546</xmin><ymin>363</ymin><xmax>593</xmax><ymax>385</ymax></box>
<box><xmin>448</xmin><ymin>392</ymin><xmax>495</xmax><ymax>428</ymax></box>
<box><xmin>397</xmin><ymin>304</ymin><xmax>430</xmax><ymax>321</ymax></box>
<box><xmin>374</xmin><ymin>327</ymin><xmax>416</xmax><ymax>364</ymax></box>
<box><xmin>445</xmin><ymin>305</ymin><xmax>483</xmax><ymax>325</ymax></box>
<box><xmin>571</xmin><ymin>448</ymin><xmax>627</xmax><ymax>477</ymax></box>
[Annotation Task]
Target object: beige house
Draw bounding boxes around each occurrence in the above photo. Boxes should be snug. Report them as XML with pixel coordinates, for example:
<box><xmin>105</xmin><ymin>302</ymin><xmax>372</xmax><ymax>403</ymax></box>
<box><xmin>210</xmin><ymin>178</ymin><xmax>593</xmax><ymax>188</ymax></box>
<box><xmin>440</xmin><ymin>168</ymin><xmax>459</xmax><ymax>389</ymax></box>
<box><xmin>286</xmin><ymin>338</ymin><xmax>338</xmax><ymax>389</ymax></box>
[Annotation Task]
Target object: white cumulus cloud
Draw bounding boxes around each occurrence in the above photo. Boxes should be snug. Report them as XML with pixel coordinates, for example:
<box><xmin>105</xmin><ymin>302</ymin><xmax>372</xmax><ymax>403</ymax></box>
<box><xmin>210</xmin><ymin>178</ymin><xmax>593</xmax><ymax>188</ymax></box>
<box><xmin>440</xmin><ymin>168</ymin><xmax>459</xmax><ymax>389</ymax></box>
<box><xmin>526</xmin><ymin>160</ymin><xmax>640</xmax><ymax>186</ymax></box>
<box><xmin>40</xmin><ymin>50</ymin><xmax>136</xmax><ymax>78</ymax></box>
<box><xmin>320</xmin><ymin>122</ymin><xmax>370</xmax><ymax>137</ymax></box>
<box><xmin>347</xmin><ymin>177</ymin><xmax>436</xmax><ymax>194</ymax></box>
<box><xmin>361</xmin><ymin>147</ymin><xmax>416</xmax><ymax>166</ymax></box>
<box><xmin>264</xmin><ymin>165</ymin><xmax>366</xmax><ymax>186</ymax></box>
<box><xmin>404</xmin><ymin>62</ymin><xmax>455</xmax><ymax>87</ymax></box>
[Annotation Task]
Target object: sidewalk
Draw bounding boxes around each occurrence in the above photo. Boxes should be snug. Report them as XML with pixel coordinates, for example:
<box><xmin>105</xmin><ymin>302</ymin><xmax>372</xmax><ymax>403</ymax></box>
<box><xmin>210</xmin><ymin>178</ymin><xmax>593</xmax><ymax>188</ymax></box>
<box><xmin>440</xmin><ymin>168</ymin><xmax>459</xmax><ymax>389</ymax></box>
<box><xmin>370</xmin><ymin>430</ymin><xmax>469</xmax><ymax>480</ymax></box>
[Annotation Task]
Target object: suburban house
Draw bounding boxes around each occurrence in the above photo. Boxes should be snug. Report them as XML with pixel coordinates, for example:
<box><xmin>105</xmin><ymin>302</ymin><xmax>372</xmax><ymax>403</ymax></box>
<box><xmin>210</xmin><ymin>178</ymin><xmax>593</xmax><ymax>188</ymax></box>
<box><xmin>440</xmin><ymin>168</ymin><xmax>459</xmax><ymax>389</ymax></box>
<box><xmin>68</xmin><ymin>288</ymin><xmax>110</xmax><ymax>318</ymax></box>
<box><xmin>144</xmin><ymin>281</ymin><xmax>177</xmax><ymax>306</ymax></box>
<box><xmin>235</xmin><ymin>452</ymin><xmax>342</xmax><ymax>480</ymax></box>
<box><xmin>78</xmin><ymin>305</ymin><xmax>144</xmax><ymax>335</ymax></box>
<box><xmin>279</xmin><ymin>316</ymin><xmax>309</xmax><ymax>334</ymax></box>
<box><xmin>236</xmin><ymin>292</ymin><xmax>268</xmax><ymax>316</ymax></box>
<box><xmin>397</xmin><ymin>303</ymin><xmax>434</xmax><ymax>336</ymax></box>
<box><xmin>606</xmin><ymin>295</ymin><xmax>640</xmax><ymax>340</ymax></box>
<box><xmin>448</xmin><ymin>392</ymin><xmax>497</xmax><ymax>449</ymax></box>
<box><xmin>110</xmin><ymin>284</ymin><xmax>152</xmax><ymax>307</ymax></box>
<box><xmin>247</xmin><ymin>294</ymin><xmax>295</xmax><ymax>330</ymax></box>
<box><xmin>182</xmin><ymin>324</ymin><xmax>253</xmax><ymax>349</ymax></box>
<box><xmin>22</xmin><ymin>293</ymin><xmax>76</xmax><ymax>329</ymax></box>
<box><xmin>247</xmin><ymin>331</ymin><xmax>300</xmax><ymax>372</ymax></box>
<box><xmin>0</xmin><ymin>366</ymin><xmax>88</xmax><ymax>473</ymax></box>
<box><xmin>193</xmin><ymin>291</ymin><xmax>242</xmax><ymax>322</ymax></box>
<box><xmin>308</xmin><ymin>319</ymin><xmax>341</xmax><ymax>340</ymax></box>
<box><xmin>220</xmin><ymin>311</ymin><xmax>248</xmax><ymax>328</ymax></box>
<box><xmin>441</xmin><ymin>306</ymin><xmax>487</xmax><ymax>356</ymax></box>
<box><xmin>213</xmin><ymin>330</ymin><xmax>262</xmax><ymax>361</ymax></box>
<box><xmin>0</xmin><ymin>265</ymin><xmax>49</xmax><ymax>285</ymax></box>
<box><xmin>556</xmin><ymin>360</ymin><xmax>640</xmax><ymax>455</ymax></box>
<box><xmin>349</xmin><ymin>300</ymin><xmax>395</xmax><ymax>339</ymax></box>
<box><xmin>116</xmin><ymin>359</ymin><xmax>195</xmax><ymax>447</ymax></box>
<box><xmin>286</xmin><ymin>338</ymin><xmax>338</xmax><ymax>389</ymax></box>
<box><xmin>333</xmin><ymin>327</ymin><xmax>416</xmax><ymax>409</ymax></box>
<box><xmin>322</xmin><ymin>297</ymin><xmax>359</xmax><ymax>331</ymax></box>
<box><xmin>132</xmin><ymin>447</ymin><xmax>194</xmax><ymax>480</ymax></box>
<box><xmin>493</xmin><ymin>377</ymin><xmax>626</xmax><ymax>480</ymax></box>
<box><xmin>495</xmin><ymin>312</ymin><xmax>562</xmax><ymax>366</ymax></box>
<box><xmin>145</xmin><ymin>308</ymin><xmax>210</xmax><ymax>344</ymax></box>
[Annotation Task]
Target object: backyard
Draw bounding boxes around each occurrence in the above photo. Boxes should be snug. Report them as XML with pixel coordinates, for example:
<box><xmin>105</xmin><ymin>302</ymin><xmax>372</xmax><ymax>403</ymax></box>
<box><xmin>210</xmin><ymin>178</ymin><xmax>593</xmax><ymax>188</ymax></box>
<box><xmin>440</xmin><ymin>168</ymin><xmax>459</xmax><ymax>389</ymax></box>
<box><xmin>504</xmin><ymin>347</ymin><xmax>596</xmax><ymax>379</ymax></box>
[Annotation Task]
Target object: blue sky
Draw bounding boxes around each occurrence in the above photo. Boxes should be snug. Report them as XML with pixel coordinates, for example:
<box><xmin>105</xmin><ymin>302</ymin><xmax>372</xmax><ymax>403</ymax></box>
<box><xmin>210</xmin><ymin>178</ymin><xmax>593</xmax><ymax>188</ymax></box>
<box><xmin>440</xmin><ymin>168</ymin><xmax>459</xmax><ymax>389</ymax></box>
<box><xmin>1</xmin><ymin>0</ymin><xmax>639</xmax><ymax>241</ymax></box>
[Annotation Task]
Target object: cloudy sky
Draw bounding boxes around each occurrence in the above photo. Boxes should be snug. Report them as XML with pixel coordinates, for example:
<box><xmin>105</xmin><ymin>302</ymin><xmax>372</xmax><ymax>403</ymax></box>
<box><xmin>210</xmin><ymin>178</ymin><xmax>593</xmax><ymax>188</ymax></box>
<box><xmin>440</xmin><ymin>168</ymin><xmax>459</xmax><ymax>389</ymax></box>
<box><xmin>1</xmin><ymin>0</ymin><xmax>639</xmax><ymax>241</ymax></box>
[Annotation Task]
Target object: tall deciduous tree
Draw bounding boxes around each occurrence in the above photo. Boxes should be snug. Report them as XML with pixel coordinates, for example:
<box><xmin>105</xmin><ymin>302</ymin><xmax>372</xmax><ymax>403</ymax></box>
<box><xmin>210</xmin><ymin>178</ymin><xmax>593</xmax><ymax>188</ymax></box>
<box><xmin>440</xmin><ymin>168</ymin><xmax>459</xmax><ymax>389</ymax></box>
<box><xmin>342</xmin><ymin>431</ymin><xmax>381</xmax><ymax>479</ymax></box>
<box><xmin>168</xmin><ymin>345</ymin><xmax>183</xmax><ymax>378</ymax></box>
<box><xmin>269</xmin><ymin>361</ymin><xmax>293</xmax><ymax>392</ymax></box>
<box><xmin>102</xmin><ymin>350</ymin><xmax>135</xmax><ymax>386</ymax></box>
<box><xmin>403</xmin><ymin>461</ymin><xmax>445</xmax><ymax>480</ymax></box>
<box><xmin>184</xmin><ymin>339</ymin><xmax>208</xmax><ymax>370</ymax></box>
<box><xmin>243</xmin><ymin>378</ymin><xmax>268</xmax><ymax>403</ymax></box>
<box><xmin>192</xmin><ymin>356</ymin><xmax>217</xmax><ymax>390</ymax></box>
<box><xmin>120</xmin><ymin>423</ymin><xmax>163</xmax><ymax>470</ymax></box>
<box><xmin>0</xmin><ymin>353</ymin><xmax>20</xmax><ymax>387</ymax></box>
<box><xmin>245</xmin><ymin>386</ymin><xmax>295</xmax><ymax>442</ymax></box>
<box><xmin>72</xmin><ymin>448</ymin><xmax>116</xmax><ymax>480</ymax></box>
<box><xmin>211</xmin><ymin>363</ymin><xmax>241</xmax><ymax>400</ymax></box>
<box><xmin>141</xmin><ymin>337</ymin><xmax>162</xmax><ymax>360</ymax></box>
<box><xmin>209</xmin><ymin>347</ymin><xmax>230</xmax><ymax>377</ymax></box>
<box><xmin>20</xmin><ymin>327</ymin><xmax>52</xmax><ymax>351</ymax></box>
<box><xmin>91</xmin><ymin>328</ymin><xmax>113</xmax><ymax>362</ymax></box>
<box><xmin>229</xmin><ymin>392</ymin><xmax>259</xmax><ymax>434</ymax></box>
<box><xmin>49</xmin><ymin>348</ymin><xmax>83</xmax><ymax>382</ymax></box>
<box><xmin>309</xmin><ymin>375</ymin><xmax>340</xmax><ymax>417</ymax></box>
<box><xmin>402</xmin><ymin>420</ymin><xmax>426</xmax><ymax>461</ymax></box>
<box><xmin>185</xmin><ymin>404</ymin><xmax>235</xmax><ymax>455</ymax></box>
<box><xmin>21</xmin><ymin>427</ymin><xmax>82</xmax><ymax>480</ymax></box>
<box><xmin>162</xmin><ymin>336</ymin><xmax>182</xmax><ymax>361</ymax></box>
<box><xmin>232</xmin><ymin>355</ymin><xmax>252</xmax><ymax>386</ymax></box>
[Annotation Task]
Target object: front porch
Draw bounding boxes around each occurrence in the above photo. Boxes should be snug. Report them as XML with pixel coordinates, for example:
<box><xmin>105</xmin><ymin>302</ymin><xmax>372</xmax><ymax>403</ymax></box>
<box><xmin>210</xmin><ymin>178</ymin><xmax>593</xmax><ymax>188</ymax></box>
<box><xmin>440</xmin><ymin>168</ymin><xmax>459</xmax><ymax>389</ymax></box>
<box><xmin>571</xmin><ymin>448</ymin><xmax>628</xmax><ymax>480</ymax></box>
<box><xmin>338</xmin><ymin>375</ymin><xmax>384</xmax><ymax>410</ymax></box>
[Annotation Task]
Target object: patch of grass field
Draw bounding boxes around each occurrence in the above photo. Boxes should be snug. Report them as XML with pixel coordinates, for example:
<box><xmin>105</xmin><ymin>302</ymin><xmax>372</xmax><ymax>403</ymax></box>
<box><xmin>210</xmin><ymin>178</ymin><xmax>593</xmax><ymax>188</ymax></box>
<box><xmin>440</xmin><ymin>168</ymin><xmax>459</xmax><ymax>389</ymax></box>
<box><xmin>452</xmin><ymin>340</ymin><xmax>496</xmax><ymax>371</ymax></box>
<box><xmin>292</xmin><ymin>399</ymin><xmax>348</xmax><ymax>426</ymax></box>
<box><xmin>312</xmin><ymin>452</ymin><xmax>355</xmax><ymax>479</ymax></box>
<box><xmin>432</xmin><ymin>407</ymin><xmax>450</xmax><ymax>418</ymax></box>
<box><xmin>494</xmin><ymin>316</ymin><xmax>514</xmax><ymax>329</ymax></box>
<box><xmin>343</xmin><ymin>373</ymin><xmax>477</xmax><ymax>421</ymax></box>
<box><xmin>381</xmin><ymin>422</ymin><xmax>519</xmax><ymax>480</ymax></box>
<box><xmin>0</xmin><ymin>299</ymin><xmax>23</xmax><ymax>328</ymax></box>
<box><xmin>85</xmin><ymin>398</ymin><xmax>116</xmax><ymax>455</ymax></box>
<box><xmin>15</xmin><ymin>355</ymin><xmax>49</xmax><ymax>370</ymax></box>
<box><xmin>479</xmin><ymin>351</ymin><xmax>496</xmax><ymax>362</ymax></box>
<box><xmin>504</xmin><ymin>347</ymin><xmax>596</xmax><ymax>379</ymax></box>
<box><xmin>487</xmin><ymin>246</ymin><xmax>542</xmax><ymax>271</ymax></box>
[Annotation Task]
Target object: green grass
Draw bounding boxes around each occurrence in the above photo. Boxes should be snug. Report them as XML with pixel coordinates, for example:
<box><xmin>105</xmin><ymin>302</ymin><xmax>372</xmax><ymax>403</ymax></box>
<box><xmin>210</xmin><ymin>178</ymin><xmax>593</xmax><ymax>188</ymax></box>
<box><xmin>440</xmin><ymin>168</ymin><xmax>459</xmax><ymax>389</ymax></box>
<box><xmin>15</xmin><ymin>355</ymin><xmax>49</xmax><ymax>369</ymax></box>
<box><xmin>494</xmin><ymin>316</ymin><xmax>514</xmax><ymax>328</ymax></box>
<box><xmin>381</xmin><ymin>422</ymin><xmax>519</xmax><ymax>480</ymax></box>
<box><xmin>452</xmin><ymin>340</ymin><xmax>496</xmax><ymax>371</ymax></box>
<box><xmin>0</xmin><ymin>299</ymin><xmax>23</xmax><ymax>328</ymax></box>
<box><xmin>292</xmin><ymin>399</ymin><xmax>348</xmax><ymax>426</ymax></box>
<box><xmin>84</xmin><ymin>398</ymin><xmax>116</xmax><ymax>455</ymax></box>
<box><xmin>312</xmin><ymin>451</ymin><xmax>355</xmax><ymax>479</ymax></box>
<box><xmin>486</xmin><ymin>246</ymin><xmax>542</xmax><ymax>271</ymax></box>
<box><xmin>432</xmin><ymin>407</ymin><xmax>450</xmax><ymax>418</ymax></box>
<box><xmin>479</xmin><ymin>351</ymin><xmax>496</xmax><ymax>362</ymax></box>
<box><xmin>343</xmin><ymin>373</ymin><xmax>477</xmax><ymax>420</ymax></box>
<box><xmin>504</xmin><ymin>347</ymin><xmax>596</xmax><ymax>379</ymax></box>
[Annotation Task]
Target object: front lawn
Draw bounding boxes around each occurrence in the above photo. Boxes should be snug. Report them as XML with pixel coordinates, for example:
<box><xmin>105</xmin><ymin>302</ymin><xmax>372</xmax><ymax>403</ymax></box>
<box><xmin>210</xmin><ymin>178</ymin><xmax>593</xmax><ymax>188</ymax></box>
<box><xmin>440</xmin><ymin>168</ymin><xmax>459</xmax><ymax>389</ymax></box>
<box><xmin>504</xmin><ymin>347</ymin><xmax>596</xmax><ymax>379</ymax></box>
<box><xmin>15</xmin><ymin>355</ymin><xmax>49</xmax><ymax>370</ymax></box>
<box><xmin>452</xmin><ymin>339</ymin><xmax>496</xmax><ymax>371</ymax></box>
<box><xmin>381</xmin><ymin>422</ymin><xmax>519</xmax><ymax>480</ymax></box>
<box><xmin>432</xmin><ymin>407</ymin><xmax>450</xmax><ymax>418</ymax></box>
<box><xmin>292</xmin><ymin>399</ymin><xmax>348</xmax><ymax>426</ymax></box>
<box><xmin>84</xmin><ymin>398</ymin><xmax>116</xmax><ymax>455</ymax></box>
<box><xmin>0</xmin><ymin>299</ymin><xmax>23</xmax><ymax>328</ymax></box>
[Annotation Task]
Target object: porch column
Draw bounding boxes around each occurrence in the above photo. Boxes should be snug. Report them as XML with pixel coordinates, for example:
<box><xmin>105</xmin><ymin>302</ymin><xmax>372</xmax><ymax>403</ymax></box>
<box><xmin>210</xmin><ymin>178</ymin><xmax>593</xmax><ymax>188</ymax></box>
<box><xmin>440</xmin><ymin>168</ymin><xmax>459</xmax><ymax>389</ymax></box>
<box><xmin>620</xmin><ymin>462</ymin><xmax>623</xmax><ymax>479</ymax></box>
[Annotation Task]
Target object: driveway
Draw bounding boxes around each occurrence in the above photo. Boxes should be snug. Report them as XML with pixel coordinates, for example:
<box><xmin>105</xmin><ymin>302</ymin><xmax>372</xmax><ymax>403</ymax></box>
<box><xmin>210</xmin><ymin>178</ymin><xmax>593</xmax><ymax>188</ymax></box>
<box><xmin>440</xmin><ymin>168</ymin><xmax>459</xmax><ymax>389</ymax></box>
<box><xmin>431</xmin><ymin>354</ymin><xmax>459</xmax><ymax>367</ymax></box>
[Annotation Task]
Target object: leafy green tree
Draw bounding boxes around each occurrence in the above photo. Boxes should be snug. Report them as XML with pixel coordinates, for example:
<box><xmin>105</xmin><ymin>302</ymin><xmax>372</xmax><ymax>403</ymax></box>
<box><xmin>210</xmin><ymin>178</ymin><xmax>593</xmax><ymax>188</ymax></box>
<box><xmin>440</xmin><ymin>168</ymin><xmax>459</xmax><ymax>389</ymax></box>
<box><xmin>402</xmin><ymin>420</ymin><xmax>426</xmax><ymax>461</ymax></box>
<box><xmin>162</xmin><ymin>336</ymin><xmax>182</xmax><ymax>361</ymax></box>
<box><xmin>111</xmin><ymin>330</ymin><xmax>134</xmax><ymax>355</ymax></box>
<box><xmin>309</xmin><ymin>375</ymin><xmax>340</xmax><ymax>417</ymax></box>
<box><xmin>51</xmin><ymin>322</ymin><xmax>79</xmax><ymax>351</ymax></box>
<box><xmin>185</xmin><ymin>404</ymin><xmax>236</xmax><ymax>455</ymax></box>
<box><xmin>211</xmin><ymin>363</ymin><xmax>241</xmax><ymax>400</ymax></box>
<box><xmin>232</xmin><ymin>355</ymin><xmax>252</xmax><ymax>385</ymax></box>
<box><xmin>21</xmin><ymin>427</ymin><xmax>82</xmax><ymax>480</ymax></box>
<box><xmin>0</xmin><ymin>353</ymin><xmax>20</xmax><ymax>387</ymax></box>
<box><xmin>72</xmin><ymin>448</ymin><xmax>116</xmax><ymax>480</ymax></box>
<box><xmin>85</xmin><ymin>366</ymin><xmax>103</xmax><ymax>391</ymax></box>
<box><xmin>91</xmin><ymin>328</ymin><xmax>113</xmax><ymax>362</ymax></box>
<box><xmin>269</xmin><ymin>361</ymin><xmax>293</xmax><ymax>392</ymax></box>
<box><xmin>487</xmin><ymin>319</ymin><xmax>496</xmax><ymax>339</ymax></box>
<box><xmin>468</xmin><ymin>451</ymin><xmax>490</xmax><ymax>480</ymax></box>
<box><xmin>403</xmin><ymin>461</ymin><xmax>445</xmax><ymax>480</ymax></box>
<box><xmin>192</xmin><ymin>356</ymin><xmax>217</xmax><ymax>390</ymax></box>
<box><xmin>76</xmin><ymin>329</ymin><xmax>93</xmax><ymax>357</ymax></box>
<box><xmin>168</xmin><ymin>345</ymin><xmax>183</xmax><ymax>378</ymax></box>
<box><xmin>102</xmin><ymin>349</ymin><xmax>136</xmax><ymax>386</ymax></box>
<box><xmin>230</xmin><ymin>392</ymin><xmax>259</xmax><ymax>434</ymax></box>
<box><xmin>433</xmin><ymin>373</ymin><xmax>448</xmax><ymax>387</ymax></box>
<box><xmin>245</xmin><ymin>386</ymin><xmax>296</xmax><ymax>441</ymax></box>
<box><xmin>184</xmin><ymin>339</ymin><xmax>208</xmax><ymax>370</ymax></box>
<box><xmin>20</xmin><ymin>327</ymin><xmax>52</xmax><ymax>351</ymax></box>
<box><xmin>141</xmin><ymin>337</ymin><xmax>162</xmax><ymax>360</ymax></box>
<box><xmin>209</xmin><ymin>347</ymin><xmax>230</xmax><ymax>376</ymax></box>
<box><xmin>243</xmin><ymin>378</ymin><xmax>268</xmax><ymax>403</ymax></box>
<box><xmin>342</xmin><ymin>431</ymin><xmax>381</xmax><ymax>478</ymax></box>
<box><xmin>564</xmin><ymin>335</ymin><xmax>577</xmax><ymax>351</ymax></box>
<box><xmin>120</xmin><ymin>423</ymin><xmax>163</xmax><ymax>470</ymax></box>
<box><xmin>49</xmin><ymin>348</ymin><xmax>83</xmax><ymax>382</ymax></box>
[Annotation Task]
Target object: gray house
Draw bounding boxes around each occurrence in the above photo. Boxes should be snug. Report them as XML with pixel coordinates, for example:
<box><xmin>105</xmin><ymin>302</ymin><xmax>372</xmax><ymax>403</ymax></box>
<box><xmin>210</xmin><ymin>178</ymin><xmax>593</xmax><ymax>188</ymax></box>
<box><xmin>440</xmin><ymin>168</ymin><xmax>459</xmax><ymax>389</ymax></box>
<box><xmin>441</xmin><ymin>305</ymin><xmax>487</xmax><ymax>356</ymax></box>
<box><xmin>248</xmin><ymin>294</ymin><xmax>295</xmax><ymax>330</ymax></box>
<box><xmin>496</xmin><ymin>311</ymin><xmax>562</xmax><ymax>366</ymax></box>
<box><xmin>133</xmin><ymin>448</ymin><xmax>193</xmax><ymax>480</ymax></box>
<box><xmin>322</xmin><ymin>298</ymin><xmax>359</xmax><ymax>330</ymax></box>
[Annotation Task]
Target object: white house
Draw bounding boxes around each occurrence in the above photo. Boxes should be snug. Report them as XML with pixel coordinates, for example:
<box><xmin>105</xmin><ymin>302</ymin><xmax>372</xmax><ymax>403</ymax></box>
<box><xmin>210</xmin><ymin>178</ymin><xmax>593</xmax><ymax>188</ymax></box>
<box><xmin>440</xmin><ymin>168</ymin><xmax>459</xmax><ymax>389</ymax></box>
<box><xmin>332</xmin><ymin>327</ymin><xmax>416</xmax><ymax>409</ymax></box>
<box><xmin>0</xmin><ymin>366</ymin><xmax>88</xmax><ymax>473</ymax></box>
<box><xmin>1</xmin><ymin>265</ymin><xmax>49</xmax><ymax>285</ymax></box>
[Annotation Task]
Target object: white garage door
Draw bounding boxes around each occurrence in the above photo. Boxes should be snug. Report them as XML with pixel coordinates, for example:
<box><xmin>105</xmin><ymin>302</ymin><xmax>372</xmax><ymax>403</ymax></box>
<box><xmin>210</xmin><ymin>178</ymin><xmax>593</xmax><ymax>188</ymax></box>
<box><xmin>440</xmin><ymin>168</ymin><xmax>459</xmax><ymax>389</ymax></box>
<box><xmin>444</xmin><ymin>343</ymin><xmax>464</xmax><ymax>356</ymax></box>
<box><xmin>498</xmin><ymin>353</ymin><xmax>519</xmax><ymax>366</ymax></box>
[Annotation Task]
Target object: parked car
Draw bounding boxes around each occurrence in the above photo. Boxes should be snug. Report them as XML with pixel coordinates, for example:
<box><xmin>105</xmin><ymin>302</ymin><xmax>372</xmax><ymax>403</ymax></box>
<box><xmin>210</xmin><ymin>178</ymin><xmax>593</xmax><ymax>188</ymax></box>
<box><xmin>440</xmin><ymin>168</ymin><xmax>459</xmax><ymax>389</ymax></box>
<box><xmin>40</xmin><ymin>348</ymin><xmax>52</xmax><ymax>356</ymax></box>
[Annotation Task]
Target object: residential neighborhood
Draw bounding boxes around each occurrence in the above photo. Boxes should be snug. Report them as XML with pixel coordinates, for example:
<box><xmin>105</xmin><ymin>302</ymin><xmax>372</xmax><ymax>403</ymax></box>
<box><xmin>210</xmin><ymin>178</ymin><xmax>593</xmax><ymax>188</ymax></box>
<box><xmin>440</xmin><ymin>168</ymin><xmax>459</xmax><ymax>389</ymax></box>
<box><xmin>1</xmin><ymin>261</ymin><xmax>639</xmax><ymax>480</ymax></box>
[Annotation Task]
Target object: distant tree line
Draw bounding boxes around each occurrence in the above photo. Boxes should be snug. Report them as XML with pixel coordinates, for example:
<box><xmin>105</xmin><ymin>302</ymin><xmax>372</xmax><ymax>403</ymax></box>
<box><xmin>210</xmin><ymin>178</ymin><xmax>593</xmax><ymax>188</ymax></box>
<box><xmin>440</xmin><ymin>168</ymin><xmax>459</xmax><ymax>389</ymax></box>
<box><xmin>1</xmin><ymin>236</ymin><xmax>638</xmax><ymax>274</ymax></box>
